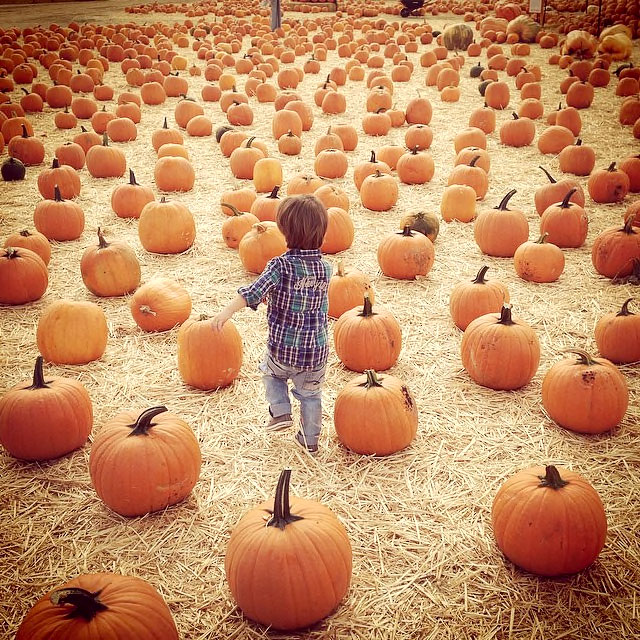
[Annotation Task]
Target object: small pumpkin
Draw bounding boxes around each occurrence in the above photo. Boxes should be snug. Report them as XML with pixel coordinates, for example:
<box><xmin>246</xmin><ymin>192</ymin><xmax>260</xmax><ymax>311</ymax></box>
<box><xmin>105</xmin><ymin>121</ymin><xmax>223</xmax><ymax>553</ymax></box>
<box><xmin>2</xmin><ymin>229</ymin><xmax>50</xmax><ymax>265</ymax></box>
<box><xmin>111</xmin><ymin>169</ymin><xmax>155</xmax><ymax>219</ymax></box>
<box><xmin>33</xmin><ymin>185</ymin><xmax>85</xmax><ymax>241</ymax></box>
<box><xmin>534</xmin><ymin>166</ymin><xmax>585</xmax><ymax>215</ymax></box>
<box><xmin>334</xmin><ymin>370</ymin><xmax>418</xmax><ymax>455</ymax></box>
<box><xmin>86</xmin><ymin>132</ymin><xmax>126</xmax><ymax>178</ymax></box>
<box><xmin>333</xmin><ymin>294</ymin><xmax>402</xmax><ymax>372</ymax></box>
<box><xmin>542</xmin><ymin>349</ymin><xmax>628</xmax><ymax>434</ymax></box>
<box><xmin>138</xmin><ymin>197</ymin><xmax>196</xmax><ymax>254</ymax></box>
<box><xmin>80</xmin><ymin>228</ymin><xmax>141</xmax><ymax>297</ymax></box>
<box><xmin>0</xmin><ymin>356</ymin><xmax>92</xmax><ymax>461</ymax></box>
<box><xmin>539</xmin><ymin>187</ymin><xmax>588</xmax><ymax>248</ymax></box>
<box><xmin>591</xmin><ymin>215</ymin><xmax>640</xmax><ymax>279</ymax></box>
<box><xmin>595</xmin><ymin>298</ymin><xmax>640</xmax><ymax>364</ymax></box>
<box><xmin>377</xmin><ymin>226</ymin><xmax>435</xmax><ymax>280</ymax></box>
<box><xmin>130</xmin><ymin>277</ymin><xmax>192</xmax><ymax>333</ymax></box>
<box><xmin>474</xmin><ymin>190</ymin><xmax>529</xmax><ymax>258</ymax></box>
<box><xmin>399</xmin><ymin>211</ymin><xmax>439</xmax><ymax>242</ymax></box>
<box><xmin>238</xmin><ymin>221</ymin><xmax>287</xmax><ymax>274</ymax></box>
<box><xmin>37</xmin><ymin>299</ymin><xmax>108</xmax><ymax>365</ymax></box>
<box><xmin>513</xmin><ymin>233</ymin><xmax>565</xmax><ymax>283</ymax></box>
<box><xmin>587</xmin><ymin>162</ymin><xmax>630</xmax><ymax>204</ymax></box>
<box><xmin>0</xmin><ymin>246</ymin><xmax>48</xmax><ymax>305</ymax></box>
<box><xmin>449</xmin><ymin>265</ymin><xmax>510</xmax><ymax>331</ymax></box>
<box><xmin>328</xmin><ymin>261</ymin><xmax>375</xmax><ymax>319</ymax></box>
<box><xmin>492</xmin><ymin>464</ymin><xmax>607</xmax><ymax>576</ymax></box>
<box><xmin>178</xmin><ymin>315</ymin><xmax>243</xmax><ymax>390</ymax></box>
<box><xmin>461</xmin><ymin>304</ymin><xmax>540</xmax><ymax>390</ymax></box>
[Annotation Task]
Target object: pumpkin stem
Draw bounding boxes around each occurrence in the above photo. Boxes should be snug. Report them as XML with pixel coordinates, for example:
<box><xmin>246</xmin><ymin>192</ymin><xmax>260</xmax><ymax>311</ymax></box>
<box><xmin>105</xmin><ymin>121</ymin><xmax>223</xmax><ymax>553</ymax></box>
<box><xmin>511</xmin><ymin>112</ymin><xmax>519</xmax><ymax>120</ymax></box>
<box><xmin>496</xmin><ymin>189</ymin><xmax>517</xmax><ymax>210</ymax></box>
<box><xmin>607</xmin><ymin>162</ymin><xmax>616</xmax><ymax>172</ymax></box>
<box><xmin>560</xmin><ymin>187</ymin><xmax>577</xmax><ymax>208</ymax></box>
<box><xmin>54</xmin><ymin>185</ymin><xmax>63</xmax><ymax>202</ymax></box>
<box><xmin>19</xmin><ymin>230</ymin><xmax>32</xmax><ymax>237</ymax></box>
<box><xmin>535</xmin><ymin>232</ymin><xmax>549</xmax><ymax>244</ymax></box>
<box><xmin>128</xmin><ymin>406</ymin><xmax>168</xmax><ymax>437</ymax></box>
<box><xmin>539</xmin><ymin>166</ymin><xmax>557</xmax><ymax>184</ymax></box>
<box><xmin>160</xmin><ymin>196</ymin><xmax>167</xmax><ymax>204</ymax></box>
<box><xmin>49</xmin><ymin>588</ymin><xmax>108</xmax><ymax>622</ymax></box>
<box><xmin>221</xmin><ymin>202</ymin><xmax>241</xmax><ymax>216</ymax></box>
<box><xmin>617</xmin><ymin>298</ymin><xmax>634</xmax><ymax>317</ymax></box>
<box><xmin>473</xmin><ymin>265</ymin><xmax>490</xmax><ymax>284</ymax></box>
<box><xmin>139</xmin><ymin>305</ymin><xmax>156</xmax><ymax>316</ymax></box>
<box><xmin>622</xmin><ymin>213</ymin><xmax>636</xmax><ymax>234</ymax></box>
<box><xmin>561</xmin><ymin>348</ymin><xmax>599</xmax><ymax>366</ymax></box>
<box><xmin>267</xmin><ymin>469</ymin><xmax>303</xmax><ymax>530</ymax></box>
<box><xmin>162</xmin><ymin>116</ymin><xmax>169</xmax><ymax>129</ymax></box>
<box><xmin>369</xmin><ymin>150</ymin><xmax>376</xmax><ymax>163</ymax></box>
<box><xmin>81</xmin><ymin>125</ymin><xmax>88</xmax><ymax>133</ymax></box>
<box><xmin>102</xmin><ymin>132</ymin><xmax>109</xmax><ymax>147</ymax></box>
<box><xmin>28</xmin><ymin>356</ymin><xmax>50</xmax><ymax>390</ymax></box>
<box><xmin>359</xmin><ymin>291</ymin><xmax>375</xmax><ymax>317</ymax></box>
<box><xmin>337</xmin><ymin>260</ymin><xmax>345</xmax><ymax>277</ymax></box>
<box><xmin>469</xmin><ymin>155</ymin><xmax>481</xmax><ymax>167</ymax></box>
<box><xmin>363</xmin><ymin>369</ymin><xmax>383</xmax><ymax>388</ymax></box>
<box><xmin>97</xmin><ymin>227</ymin><xmax>109</xmax><ymax>249</ymax></box>
<box><xmin>21</xmin><ymin>87</ymin><xmax>29</xmax><ymax>96</ymax></box>
<box><xmin>576</xmin><ymin>138</ymin><xmax>582</xmax><ymax>146</ymax></box>
<box><xmin>268</xmin><ymin>185</ymin><xmax>280</xmax><ymax>199</ymax></box>
<box><xmin>401</xmin><ymin>225</ymin><xmax>414</xmax><ymax>237</ymax></box>
<box><xmin>21</xmin><ymin>124</ymin><xmax>29</xmax><ymax>138</ymax></box>
<box><xmin>52</xmin><ymin>157</ymin><xmax>60</xmax><ymax>169</ymax></box>
<box><xmin>128</xmin><ymin>169</ymin><xmax>138</xmax><ymax>185</ymax></box>
<box><xmin>538</xmin><ymin>465</ymin><xmax>568</xmax><ymax>490</ymax></box>
<box><xmin>497</xmin><ymin>303</ymin><xmax>515</xmax><ymax>326</ymax></box>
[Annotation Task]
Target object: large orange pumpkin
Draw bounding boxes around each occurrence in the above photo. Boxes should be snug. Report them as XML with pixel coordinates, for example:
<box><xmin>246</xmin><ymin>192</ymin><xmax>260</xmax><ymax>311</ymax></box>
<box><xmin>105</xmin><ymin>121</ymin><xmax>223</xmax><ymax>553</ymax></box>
<box><xmin>0</xmin><ymin>356</ymin><xmax>92</xmax><ymax>461</ymax></box>
<box><xmin>594</xmin><ymin>298</ymin><xmax>640</xmax><ymax>364</ymax></box>
<box><xmin>37</xmin><ymin>299</ymin><xmax>108</xmax><ymax>365</ymax></box>
<box><xmin>80</xmin><ymin>228</ymin><xmax>141</xmax><ymax>297</ymax></box>
<box><xmin>238</xmin><ymin>221</ymin><xmax>287</xmax><ymax>274</ymax></box>
<box><xmin>591</xmin><ymin>215</ymin><xmax>640</xmax><ymax>279</ymax></box>
<box><xmin>461</xmin><ymin>304</ymin><xmax>540</xmax><ymax>390</ymax></box>
<box><xmin>177</xmin><ymin>315</ymin><xmax>243</xmax><ymax>390</ymax></box>
<box><xmin>0</xmin><ymin>246</ymin><xmax>48</xmax><ymax>305</ymax></box>
<box><xmin>474</xmin><ymin>190</ymin><xmax>529</xmax><ymax>257</ymax></box>
<box><xmin>542</xmin><ymin>349</ymin><xmax>628</xmax><ymax>434</ymax></box>
<box><xmin>138</xmin><ymin>197</ymin><xmax>196</xmax><ymax>254</ymax></box>
<box><xmin>333</xmin><ymin>294</ymin><xmax>402</xmax><ymax>372</ymax></box>
<box><xmin>89</xmin><ymin>405</ymin><xmax>201</xmax><ymax>517</ymax></box>
<box><xmin>334</xmin><ymin>369</ymin><xmax>418</xmax><ymax>455</ymax></box>
<box><xmin>225</xmin><ymin>469</ymin><xmax>352</xmax><ymax>631</ymax></box>
<box><xmin>377</xmin><ymin>226</ymin><xmax>435</xmax><ymax>280</ymax></box>
<box><xmin>492</xmin><ymin>465</ymin><xmax>607</xmax><ymax>576</ymax></box>
<box><xmin>16</xmin><ymin>573</ymin><xmax>179</xmax><ymax>640</ymax></box>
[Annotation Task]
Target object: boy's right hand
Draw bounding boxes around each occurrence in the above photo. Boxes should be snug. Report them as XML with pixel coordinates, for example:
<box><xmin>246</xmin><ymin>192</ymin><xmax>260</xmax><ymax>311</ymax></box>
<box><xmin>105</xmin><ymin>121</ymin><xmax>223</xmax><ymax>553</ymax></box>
<box><xmin>212</xmin><ymin>312</ymin><xmax>229</xmax><ymax>332</ymax></box>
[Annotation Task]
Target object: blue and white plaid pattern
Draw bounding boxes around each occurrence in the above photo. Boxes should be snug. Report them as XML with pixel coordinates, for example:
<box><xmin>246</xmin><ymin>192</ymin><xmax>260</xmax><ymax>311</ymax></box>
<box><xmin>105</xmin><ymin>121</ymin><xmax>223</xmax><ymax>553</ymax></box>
<box><xmin>238</xmin><ymin>249</ymin><xmax>331</xmax><ymax>370</ymax></box>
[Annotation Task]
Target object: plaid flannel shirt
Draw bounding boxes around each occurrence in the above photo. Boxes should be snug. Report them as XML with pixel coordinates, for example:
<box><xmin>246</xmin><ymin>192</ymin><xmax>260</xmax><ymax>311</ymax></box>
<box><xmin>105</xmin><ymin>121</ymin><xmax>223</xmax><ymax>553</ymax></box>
<box><xmin>238</xmin><ymin>249</ymin><xmax>331</xmax><ymax>370</ymax></box>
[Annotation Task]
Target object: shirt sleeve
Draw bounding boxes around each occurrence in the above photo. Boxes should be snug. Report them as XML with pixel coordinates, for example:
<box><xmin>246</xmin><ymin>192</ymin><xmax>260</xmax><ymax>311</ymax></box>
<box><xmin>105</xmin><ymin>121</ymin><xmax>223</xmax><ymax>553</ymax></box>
<box><xmin>238</xmin><ymin>258</ymin><xmax>281</xmax><ymax>310</ymax></box>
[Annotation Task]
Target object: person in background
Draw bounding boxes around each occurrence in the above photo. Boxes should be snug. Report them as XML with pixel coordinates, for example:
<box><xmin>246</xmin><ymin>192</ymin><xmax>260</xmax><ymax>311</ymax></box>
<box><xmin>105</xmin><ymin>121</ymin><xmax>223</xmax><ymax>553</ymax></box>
<box><xmin>213</xmin><ymin>195</ymin><xmax>331</xmax><ymax>455</ymax></box>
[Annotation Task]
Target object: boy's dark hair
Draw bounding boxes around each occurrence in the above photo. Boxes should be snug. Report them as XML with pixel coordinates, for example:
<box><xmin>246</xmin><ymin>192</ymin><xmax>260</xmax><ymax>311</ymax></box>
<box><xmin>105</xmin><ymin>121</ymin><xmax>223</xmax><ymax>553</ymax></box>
<box><xmin>276</xmin><ymin>194</ymin><xmax>329</xmax><ymax>250</ymax></box>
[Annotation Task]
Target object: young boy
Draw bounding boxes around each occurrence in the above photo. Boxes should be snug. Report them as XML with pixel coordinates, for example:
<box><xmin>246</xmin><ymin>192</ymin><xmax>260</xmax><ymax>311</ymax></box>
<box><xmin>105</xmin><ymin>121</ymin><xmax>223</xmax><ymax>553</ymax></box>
<box><xmin>213</xmin><ymin>194</ymin><xmax>331</xmax><ymax>454</ymax></box>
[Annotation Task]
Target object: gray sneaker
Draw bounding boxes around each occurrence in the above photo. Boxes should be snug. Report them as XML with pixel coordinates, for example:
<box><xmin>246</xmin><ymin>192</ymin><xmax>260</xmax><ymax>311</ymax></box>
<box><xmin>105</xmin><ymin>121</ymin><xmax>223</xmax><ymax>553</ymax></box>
<box><xmin>295</xmin><ymin>431</ymin><xmax>318</xmax><ymax>455</ymax></box>
<box><xmin>265</xmin><ymin>413</ymin><xmax>293</xmax><ymax>431</ymax></box>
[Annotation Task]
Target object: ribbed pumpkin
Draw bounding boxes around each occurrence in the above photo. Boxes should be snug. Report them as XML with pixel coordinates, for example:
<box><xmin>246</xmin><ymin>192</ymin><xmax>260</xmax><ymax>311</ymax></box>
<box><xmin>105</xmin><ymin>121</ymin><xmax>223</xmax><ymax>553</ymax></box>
<box><xmin>333</xmin><ymin>294</ymin><xmax>402</xmax><ymax>372</ymax></box>
<box><xmin>89</xmin><ymin>406</ymin><xmax>201</xmax><ymax>517</ymax></box>
<box><xmin>534</xmin><ymin>166</ymin><xmax>585</xmax><ymax>215</ymax></box>
<box><xmin>130</xmin><ymin>277</ymin><xmax>192</xmax><ymax>332</ymax></box>
<box><xmin>138</xmin><ymin>197</ymin><xmax>196</xmax><ymax>254</ymax></box>
<box><xmin>0</xmin><ymin>356</ymin><xmax>92</xmax><ymax>461</ymax></box>
<box><xmin>595</xmin><ymin>298</ymin><xmax>640</xmax><ymax>364</ymax></box>
<box><xmin>238</xmin><ymin>221</ymin><xmax>287</xmax><ymax>274</ymax></box>
<box><xmin>492</xmin><ymin>465</ymin><xmax>607</xmax><ymax>576</ymax></box>
<box><xmin>37</xmin><ymin>299</ymin><xmax>108</xmax><ymax>365</ymax></box>
<box><xmin>542</xmin><ymin>349</ymin><xmax>628</xmax><ymax>434</ymax></box>
<box><xmin>461</xmin><ymin>304</ymin><xmax>540</xmax><ymax>390</ymax></box>
<box><xmin>513</xmin><ymin>233</ymin><xmax>565</xmax><ymax>283</ymax></box>
<box><xmin>16</xmin><ymin>573</ymin><xmax>178</xmax><ymax>640</ymax></box>
<box><xmin>328</xmin><ymin>261</ymin><xmax>375</xmax><ymax>319</ymax></box>
<box><xmin>111</xmin><ymin>169</ymin><xmax>155</xmax><ymax>218</ymax></box>
<box><xmin>334</xmin><ymin>369</ymin><xmax>417</xmax><ymax>455</ymax></box>
<box><xmin>177</xmin><ymin>315</ymin><xmax>242</xmax><ymax>390</ymax></box>
<box><xmin>37</xmin><ymin>158</ymin><xmax>81</xmax><ymax>200</ymax></box>
<box><xmin>591</xmin><ymin>215</ymin><xmax>640</xmax><ymax>279</ymax></box>
<box><xmin>449</xmin><ymin>266</ymin><xmax>510</xmax><ymax>331</ymax></box>
<box><xmin>80</xmin><ymin>228</ymin><xmax>141</xmax><ymax>297</ymax></box>
<box><xmin>2</xmin><ymin>229</ymin><xmax>50</xmax><ymax>265</ymax></box>
<box><xmin>0</xmin><ymin>246</ymin><xmax>48</xmax><ymax>305</ymax></box>
<box><xmin>33</xmin><ymin>186</ymin><xmax>85</xmax><ymax>241</ymax></box>
<box><xmin>225</xmin><ymin>469</ymin><xmax>352</xmax><ymax>631</ymax></box>
<box><xmin>474</xmin><ymin>190</ymin><xmax>529</xmax><ymax>257</ymax></box>
<box><xmin>86</xmin><ymin>132</ymin><xmax>126</xmax><ymax>178</ymax></box>
<box><xmin>377</xmin><ymin>226</ymin><xmax>435</xmax><ymax>280</ymax></box>
<box><xmin>539</xmin><ymin>187</ymin><xmax>589</xmax><ymax>248</ymax></box>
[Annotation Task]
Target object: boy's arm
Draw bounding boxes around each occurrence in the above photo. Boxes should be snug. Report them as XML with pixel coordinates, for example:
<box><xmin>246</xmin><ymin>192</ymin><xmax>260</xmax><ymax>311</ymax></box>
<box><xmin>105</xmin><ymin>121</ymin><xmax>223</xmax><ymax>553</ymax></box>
<box><xmin>212</xmin><ymin>259</ymin><xmax>281</xmax><ymax>331</ymax></box>
<box><xmin>212</xmin><ymin>294</ymin><xmax>247</xmax><ymax>331</ymax></box>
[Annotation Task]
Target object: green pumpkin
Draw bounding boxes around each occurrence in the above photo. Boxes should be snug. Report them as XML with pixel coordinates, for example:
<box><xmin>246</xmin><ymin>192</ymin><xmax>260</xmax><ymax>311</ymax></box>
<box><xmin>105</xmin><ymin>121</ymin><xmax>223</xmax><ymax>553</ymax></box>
<box><xmin>442</xmin><ymin>24</ymin><xmax>474</xmax><ymax>51</ymax></box>
<box><xmin>399</xmin><ymin>211</ymin><xmax>440</xmax><ymax>243</ymax></box>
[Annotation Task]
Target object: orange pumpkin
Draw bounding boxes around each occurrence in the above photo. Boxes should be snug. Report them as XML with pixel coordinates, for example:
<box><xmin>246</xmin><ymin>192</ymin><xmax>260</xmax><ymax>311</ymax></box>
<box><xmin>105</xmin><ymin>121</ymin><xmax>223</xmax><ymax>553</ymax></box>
<box><xmin>595</xmin><ymin>298</ymin><xmax>640</xmax><ymax>364</ymax></box>
<box><xmin>513</xmin><ymin>233</ymin><xmax>565</xmax><ymax>283</ymax></box>
<box><xmin>238</xmin><ymin>222</ymin><xmax>287</xmax><ymax>274</ymax></box>
<box><xmin>130</xmin><ymin>277</ymin><xmax>192</xmax><ymax>333</ymax></box>
<box><xmin>328</xmin><ymin>261</ymin><xmax>375</xmax><ymax>319</ymax></box>
<box><xmin>138</xmin><ymin>197</ymin><xmax>196</xmax><ymax>254</ymax></box>
<box><xmin>377</xmin><ymin>226</ymin><xmax>434</xmax><ymax>280</ymax></box>
<box><xmin>474</xmin><ymin>190</ymin><xmax>529</xmax><ymax>257</ymax></box>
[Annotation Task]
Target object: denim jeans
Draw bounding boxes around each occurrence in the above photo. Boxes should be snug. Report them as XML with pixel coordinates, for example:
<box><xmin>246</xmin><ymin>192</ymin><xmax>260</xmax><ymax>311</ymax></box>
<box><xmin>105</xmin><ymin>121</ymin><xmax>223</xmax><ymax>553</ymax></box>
<box><xmin>259</xmin><ymin>353</ymin><xmax>326</xmax><ymax>445</ymax></box>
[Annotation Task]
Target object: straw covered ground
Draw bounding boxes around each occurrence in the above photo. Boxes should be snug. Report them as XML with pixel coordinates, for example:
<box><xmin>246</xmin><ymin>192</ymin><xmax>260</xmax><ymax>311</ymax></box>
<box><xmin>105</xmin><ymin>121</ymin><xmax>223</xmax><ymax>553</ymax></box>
<box><xmin>0</xmin><ymin>1</ymin><xmax>639</xmax><ymax>638</ymax></box>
